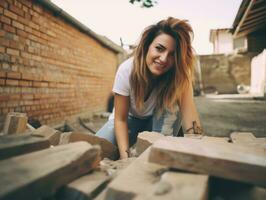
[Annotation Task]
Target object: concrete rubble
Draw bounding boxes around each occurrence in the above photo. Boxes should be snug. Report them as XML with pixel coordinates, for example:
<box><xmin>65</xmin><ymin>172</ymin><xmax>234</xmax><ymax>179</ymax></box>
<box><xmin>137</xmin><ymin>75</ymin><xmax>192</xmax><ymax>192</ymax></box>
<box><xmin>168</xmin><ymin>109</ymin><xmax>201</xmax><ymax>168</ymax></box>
<box><xmin>0</xmin><ymin>112</ymin><xmax>266</xmax><ymax>200</ymax></box>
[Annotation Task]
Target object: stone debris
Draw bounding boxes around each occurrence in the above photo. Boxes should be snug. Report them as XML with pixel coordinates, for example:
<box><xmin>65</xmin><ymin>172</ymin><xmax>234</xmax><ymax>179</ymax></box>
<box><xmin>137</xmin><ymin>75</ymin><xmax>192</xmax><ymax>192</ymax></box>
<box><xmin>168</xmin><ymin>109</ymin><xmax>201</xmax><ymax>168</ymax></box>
<box><xmin>0</xmin><ymin>112</ymin><xmax>266</xmax><ymax>200</ymax></box>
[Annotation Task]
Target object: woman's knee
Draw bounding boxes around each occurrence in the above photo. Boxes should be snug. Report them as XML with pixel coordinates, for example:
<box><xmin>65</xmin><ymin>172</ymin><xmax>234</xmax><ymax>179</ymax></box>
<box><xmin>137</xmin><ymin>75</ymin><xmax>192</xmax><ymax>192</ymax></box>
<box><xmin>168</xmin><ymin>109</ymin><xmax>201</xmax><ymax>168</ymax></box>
<box><xmin>95</xmin><ymin>120</ymin><xmax>117</xmax><ymax>145</ymax></box>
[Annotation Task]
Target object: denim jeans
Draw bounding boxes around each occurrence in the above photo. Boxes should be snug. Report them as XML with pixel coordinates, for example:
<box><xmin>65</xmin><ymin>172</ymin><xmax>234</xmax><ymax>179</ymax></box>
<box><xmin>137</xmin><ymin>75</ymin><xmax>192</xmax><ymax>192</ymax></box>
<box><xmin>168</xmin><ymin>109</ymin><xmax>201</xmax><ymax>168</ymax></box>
<box><xmin>96</xmin><ymin>111</ymin><xmax>182</xmax><ymax>146</ymax></box>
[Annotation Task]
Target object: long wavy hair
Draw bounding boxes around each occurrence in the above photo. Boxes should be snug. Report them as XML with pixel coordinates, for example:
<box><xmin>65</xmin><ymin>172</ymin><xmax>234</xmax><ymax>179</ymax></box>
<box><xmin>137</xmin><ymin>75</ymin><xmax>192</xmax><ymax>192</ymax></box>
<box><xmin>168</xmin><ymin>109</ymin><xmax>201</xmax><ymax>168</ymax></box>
<box><xmin>130</xmin><ymin>17</ymin><xmax>195</xmax><ymax>114</ymax></box>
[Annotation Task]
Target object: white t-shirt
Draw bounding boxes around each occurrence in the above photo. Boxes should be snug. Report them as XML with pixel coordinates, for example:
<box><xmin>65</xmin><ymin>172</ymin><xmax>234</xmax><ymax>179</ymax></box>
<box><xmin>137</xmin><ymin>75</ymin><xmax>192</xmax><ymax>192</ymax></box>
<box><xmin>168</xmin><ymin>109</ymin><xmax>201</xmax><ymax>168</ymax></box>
<box><xmin>109</xmin><ymin>57</ymin><xmax>158</xmax><ymax>119</ymax></box>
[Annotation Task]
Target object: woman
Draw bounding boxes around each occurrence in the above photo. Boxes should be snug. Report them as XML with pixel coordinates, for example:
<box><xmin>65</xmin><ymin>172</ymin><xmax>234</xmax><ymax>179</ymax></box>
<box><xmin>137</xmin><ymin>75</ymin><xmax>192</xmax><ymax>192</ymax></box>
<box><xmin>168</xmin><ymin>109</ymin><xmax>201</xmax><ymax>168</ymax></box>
<box><xmin>96</xmin><ymin>17</ymin><xmax>203</xmax><ymax>159</ymax></box>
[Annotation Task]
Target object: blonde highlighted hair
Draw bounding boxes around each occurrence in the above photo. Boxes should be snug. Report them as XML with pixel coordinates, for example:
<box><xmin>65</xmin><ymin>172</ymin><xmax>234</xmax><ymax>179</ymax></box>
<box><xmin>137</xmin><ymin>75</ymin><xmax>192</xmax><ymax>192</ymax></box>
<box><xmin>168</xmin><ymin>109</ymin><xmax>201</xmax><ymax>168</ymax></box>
<box><xmin>130</xmin><ymin>17</ymin><xmax>195</xmax><ymax>114</ymax></box>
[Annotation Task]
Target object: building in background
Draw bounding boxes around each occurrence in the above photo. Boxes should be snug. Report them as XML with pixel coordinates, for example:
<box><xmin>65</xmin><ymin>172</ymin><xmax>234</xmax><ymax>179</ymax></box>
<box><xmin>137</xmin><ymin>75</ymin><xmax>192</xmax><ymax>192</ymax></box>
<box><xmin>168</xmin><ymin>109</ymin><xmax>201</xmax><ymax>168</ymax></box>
<box><xmin>201</xmin><ymin>0</ymin><xmax>266</xmax><ymax>95</ymax></box>
<box><xmin>209</xmin><ymin>29</ymin><xmax>234</xmax><ymax>54</ymax></box>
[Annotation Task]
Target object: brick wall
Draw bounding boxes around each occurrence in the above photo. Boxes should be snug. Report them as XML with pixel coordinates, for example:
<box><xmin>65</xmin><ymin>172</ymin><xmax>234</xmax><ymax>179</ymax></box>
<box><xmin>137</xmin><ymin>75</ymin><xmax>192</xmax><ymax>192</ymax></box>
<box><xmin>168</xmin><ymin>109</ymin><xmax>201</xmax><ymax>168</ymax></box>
<box><xmin>0</xmin><ymin>0</ymin><xmax>124</xmax><ymax>129</ymax></box>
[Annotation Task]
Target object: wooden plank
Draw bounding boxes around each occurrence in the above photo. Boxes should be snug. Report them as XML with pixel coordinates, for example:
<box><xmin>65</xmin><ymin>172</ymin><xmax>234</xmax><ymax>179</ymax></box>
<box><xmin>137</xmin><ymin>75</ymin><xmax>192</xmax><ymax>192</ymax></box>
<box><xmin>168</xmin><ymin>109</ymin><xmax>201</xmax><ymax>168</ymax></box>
<box><xmin>3</xmin><ymin>112</ymin><xmax>28</xmax><ymax>135</ymax></box>
<box><xmin>136</xmin><ymin>132</ymin><xmax>229</xmax><ymax>156</ymax></box>
<box><xmin>149</xmin><ymin>137</ymin><xmax>266</xmax><ymax>187</ymax></box>
<box><xmin>230</xmin><ymin>132</ymin><xmax>266</xmax><ymax>149</ymax></box>
<box><xmin>135</xmin><ymin>131</ymin><xmax>164</xmax><ymax>156</ymax></box>
<box><xmin>59</xmin><ymin>132</ymin><xmax>119</xmax><ymax>160</ymax></box>
<box><xmin>201</xmin><ymin>136</ymin><xmax>229</xmax><ymax>143</ymax></box>
<box><xmin>105</xmin><ymin>147</ymin><xmax>209</xmax><ymax>200</ymax></box>
<box><xmin>0</xmin><ymin>133</ymin><xmax>50</xmax><ymax>160</ymax></box>
<box><xmin>230</xmin><ymin>132</ymin><xmax>256</xmax><ymax>143</ymax></box>
<box><xmin>31</xmin><ymin>125</ymin><xmax>61</xmax><ymax>146</ymax></box>
<box><xmin>0</xmin><ymin>141</ymin><xmax>101</xmax><ymax>200</ymax></box>
<box><xmin>56</xmin><ymin>158</ymin><xmax>136</xmax><ymax>200</ymax></box>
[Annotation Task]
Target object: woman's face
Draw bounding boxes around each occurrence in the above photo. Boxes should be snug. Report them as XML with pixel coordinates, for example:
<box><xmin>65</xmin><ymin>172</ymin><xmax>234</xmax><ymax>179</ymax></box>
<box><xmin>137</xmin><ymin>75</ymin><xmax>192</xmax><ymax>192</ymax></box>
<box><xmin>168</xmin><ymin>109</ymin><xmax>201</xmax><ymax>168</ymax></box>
<box><xmin>146</xmin><ymin>33</ymin><xmax>176</xmax><ymax>77</ymax></box>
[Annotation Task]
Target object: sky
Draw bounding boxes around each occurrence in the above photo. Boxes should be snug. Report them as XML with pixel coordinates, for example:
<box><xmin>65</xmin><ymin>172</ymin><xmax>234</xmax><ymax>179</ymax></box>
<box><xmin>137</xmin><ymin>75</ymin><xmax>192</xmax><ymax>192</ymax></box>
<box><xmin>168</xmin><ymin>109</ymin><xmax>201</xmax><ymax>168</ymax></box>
<box><xmin>51</xmin><ymin>0</ymin><xmax>242</xmax><ymax>55</ymax></box>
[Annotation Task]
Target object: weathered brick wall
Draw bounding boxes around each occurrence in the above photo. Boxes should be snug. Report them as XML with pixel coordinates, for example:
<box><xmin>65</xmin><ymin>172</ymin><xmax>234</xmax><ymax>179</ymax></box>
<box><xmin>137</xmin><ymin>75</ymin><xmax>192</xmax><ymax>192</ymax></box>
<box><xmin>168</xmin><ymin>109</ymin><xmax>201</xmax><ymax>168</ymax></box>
<box><xmin>0</xmin><ymin>0</ymin><xmax>123</xmax><ymax>129</ymax></box>
<box><xmin>199</xmin><ymin>53</ymin><xmax>253</xmax><ymax>94</ymax></box>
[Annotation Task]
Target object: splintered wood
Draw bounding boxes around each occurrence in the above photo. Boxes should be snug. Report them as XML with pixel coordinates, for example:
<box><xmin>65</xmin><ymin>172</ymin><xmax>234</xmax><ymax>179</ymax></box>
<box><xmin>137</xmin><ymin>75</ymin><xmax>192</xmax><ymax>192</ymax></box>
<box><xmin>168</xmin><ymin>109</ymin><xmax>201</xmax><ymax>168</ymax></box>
<box><xmin>149</xmin><ymin>137</ymin><xmax>266</xmax><ymax>187</ymax></box>
<box><xmin>0</xmin><ymin>142</ymin><xmax>101</xmax><ymax>200</ymax></box>
<box><xmin>105</xmin><ymin>148</ymin><xmax>209</xmax><ymax>200</ymax></box>
<box><xmin>0</xmin><ymin>133</ymin><xmax>50</xmax><ymax>160</ymax></box>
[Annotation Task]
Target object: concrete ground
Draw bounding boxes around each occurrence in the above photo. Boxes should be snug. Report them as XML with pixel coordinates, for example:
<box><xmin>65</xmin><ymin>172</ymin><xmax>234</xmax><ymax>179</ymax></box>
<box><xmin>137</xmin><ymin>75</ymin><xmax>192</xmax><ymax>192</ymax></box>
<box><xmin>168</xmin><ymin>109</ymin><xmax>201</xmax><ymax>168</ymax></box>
<box><xmin>75</xmin><ymin>95</ymin><xmax>266</xmax><ymax>138</ymax></box>
<box><xmin>195</xmin><ymin>96</ymin><xmax>266</xmax><ymax>137</ymax></box>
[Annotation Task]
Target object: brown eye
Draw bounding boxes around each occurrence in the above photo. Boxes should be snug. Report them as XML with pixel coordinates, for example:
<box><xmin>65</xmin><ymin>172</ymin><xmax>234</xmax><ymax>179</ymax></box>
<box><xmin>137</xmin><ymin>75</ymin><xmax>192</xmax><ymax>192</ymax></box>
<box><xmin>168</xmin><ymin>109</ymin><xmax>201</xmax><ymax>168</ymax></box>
<box><xmin>155</xmin><ymin>46</ymin><xmax>163</xmax><ymax>52</ymax></box>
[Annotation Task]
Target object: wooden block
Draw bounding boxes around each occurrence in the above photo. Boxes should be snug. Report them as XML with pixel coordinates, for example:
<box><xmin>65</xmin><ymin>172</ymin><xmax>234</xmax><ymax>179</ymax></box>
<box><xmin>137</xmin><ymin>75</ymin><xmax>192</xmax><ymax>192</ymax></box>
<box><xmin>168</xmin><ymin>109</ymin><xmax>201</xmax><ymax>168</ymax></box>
<box><xmin>3</xmin><ymin>112</ymin><xmax>28</xmax><ymax>135</ymax></box>
<box><xmin>57</xmin><ymin>170</ymin><xmax>111</xmax><ymax>200</ymax></box>
<box><xmin>105</xmin><ymin>148</ymin><xmax>209</xmax><ymax>200</ymax></box>
<box><xmin>149</xmin><ymin>137</ymin><xmax>266</xmax><ymax>187</ymax></box>
<box><xmin>0</xmin><ymin>133</ymin><xmax>50</xmax><ymax>160</ymax></box>
<box><xmin>136</xmin><ymin>132</ymin><xmax>229</xmax><ymax>156</ymax></box>
<box><xmin>59</xmin><ymin>132</ymin><xmax>119</xmax><ymax>160</ymax></box>
<box><xmin>156</xmin><ymin>171</ymin><xmax>208</xmax><ymax>200</ymax></box>
<box><xmin>201</xmin><ymin>136</ymin><xmax>229</xmax><ymax>143</ymax></box>
<box><xmin>0</xmin><ymin>142</ymin><xmax>101</xmax><ymax>200</ymax></box>
<box><xmin>31</xmin><ymin>125</ymin><xmax>61</xmax><ymax>146</ymax></box>
<box><xmin>230</xmin><ymin>132</ymin><xmax>256</xmax><ymax>143</ymax></box>
<box><xmin>185</xmin><ymin>134</ymin><xmax>229</xmax><ymax>143</ymax></box>
<box><xmin>230</xmin><ymin>132</ymin><xmax>266</xmax><ymax>149</ymax></box>
<box><xmin>56</xmin><ymin>158</ymin><xmax>135</xmax><ymax>200</ymax></box>
<box><xmin>135</xmin><ymin>131</ymin><xmax>164</xmax><ymax>156</ymax></box>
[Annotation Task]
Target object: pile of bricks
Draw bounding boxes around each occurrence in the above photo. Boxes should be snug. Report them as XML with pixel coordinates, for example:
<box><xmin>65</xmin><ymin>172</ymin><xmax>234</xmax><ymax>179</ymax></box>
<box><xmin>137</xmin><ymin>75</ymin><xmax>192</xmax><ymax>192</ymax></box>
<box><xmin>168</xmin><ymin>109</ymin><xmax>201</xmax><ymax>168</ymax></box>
<box><xmin>0</xmin><ymin>112</ymin><xmax>266</xmax><ymax>200</ymax></box>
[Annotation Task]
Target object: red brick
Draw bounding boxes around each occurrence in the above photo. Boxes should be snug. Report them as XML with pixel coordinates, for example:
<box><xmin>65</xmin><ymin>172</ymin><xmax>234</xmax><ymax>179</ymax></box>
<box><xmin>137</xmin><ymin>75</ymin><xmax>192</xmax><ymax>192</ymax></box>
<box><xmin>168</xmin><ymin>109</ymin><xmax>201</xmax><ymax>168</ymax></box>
<box><xmin>22</xmin><ymin>5</ymin><xmax>28</xmax><ymax>13</ymax></box>
<box><xmin>0</xmin><ymin>78</ymin><xmax>6</xmax><ymax>86</ymax></box>
<box><xmin>0</xmin><ymin>15</ymin><xmax>11</xmax><ymax>24</ymax></box>
<box><xmin>0</xmin><ymin>46</ymin><xmax>5</xmax><ymax>53</ymax></box>
<box><xmin>3</xmin><ymin>9</ymin><xmax>17</xmax><ymax>20</ymax></box>
<box><xmin>3</xmin><ymin>24</ymin><xmax>16</xmax><ymax>33</ymax></box>
<box><xmin>22</xmin><ymin>73</ymin><xmax>36</xmax><ymax>81</ymax></box>
<box><xmin>0</xmin><ymin>7</ymin><xmax>3</xmax><ymax>14</ymax></box>
<box><xmin>19</xmin><ymin>80</ymin><xmax>32</xmax><ymax>87</ymax></box>
<box><xmin>9</xmin><ymin>40</ymin><xmax>20</xmax><ymax>50</ymax></box>
<box><xmin>20</xmin><ymin>0</ymin><xmax>32</xmax><ymax>8</ymax></box>
<box><xmin>40</xmin><ymin>82</ymin><xmax>48</xmax><ymax>87</ymax></box>
<box><xmin>0</xmin><ymin>38</ymin><xmax>10</xmax><ymax>46</ymax></box>
<box><xmin>6</xmin><ymin>79</ymin><xmax>19</xmax><ymax>86</ymax></box>
<box><xmin>12</xmin><ymin>20</ymin><xmax>24</xmax><ymax>30</ymax></box>
<box><xmin>34</xmin><ymin>93</ymin><xmax>42</xmax><ymax>99</ymax></box>
<box><xmin>0</xmin><ymin>95</ymin><xmax>8</xmax><ymax>101</ymax></box>
<box><xmin>0</xmin><ymin>1</ymin><xmax>8</xmax><ymax>8</ymax></box>
<box><xmin>33</xmin><ymin>4</ymin><xmax>43</xmax><ymax>14</ymax></box>
<box><xmin>0</xmin><ymin>30</ymin><xmax>4</xmax><ymax>37</ymax></box>
<box><xmin>7</xmin><ymin>48</ymin><xmax>20</xmax><ymax>56</ymax></box>
<box><xmin>32</xmin><ymin>29</ymin><xmax>40</xmax><ymax>37</ymax></box>
<box><xmin>9</xmin><ymin>94</ymin><xmax>21</xmax><ymax>100</ymax></box>
<box><xmin>17</xmin><ymin>15</ymin><xmax>29</xmax><ymax>25</ymax></box>
<box><xmin>32</xmin><ymin>81</ymin><xmax>42</xmax><ymax>87</ymax></box>
<box><xmin>7</xmin><ymin>71</ymin><xmax>21</xmax><ymax>79</ymax></box>
<box><xmin>22</xmin><ymin>94</ymin><xmax>34</xmax><ymax>100</ymax></box>
<box><xmin>14</xmin><ymin>0</ymin><xmax>23</xmax><ymax>9</ymax></box>
<box><xmin>21</xmin><ymin>51</ymin><xmax>31</xmax><ymax>59</ymax></box>
<box><xmin>0</xmin><ymin>71</ymin><xmax>6</xmax><ymax>78</ymax></box>
<box><xmin>24</xmin><ymin>12</ymin><xmax>31</xmax><ymax>20</ymax></box>
<box><xmin>28</xmin><ymin>21</ymin><xmax>39</xmax><ymax>30</ymax></box>
<box><xmin>9</xmin><ymin>4</ymin><xmax>24</xmax><ymax>16</ymax></box>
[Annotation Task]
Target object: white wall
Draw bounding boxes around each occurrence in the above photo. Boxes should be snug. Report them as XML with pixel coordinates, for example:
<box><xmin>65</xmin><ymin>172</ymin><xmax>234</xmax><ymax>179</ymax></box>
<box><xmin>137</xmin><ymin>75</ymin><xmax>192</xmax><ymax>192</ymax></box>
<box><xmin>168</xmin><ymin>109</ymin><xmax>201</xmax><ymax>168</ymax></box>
<box><xmin>250</xmin><ymin>49</ymin><xmax>266</xmax><ymax>97</ymax></box>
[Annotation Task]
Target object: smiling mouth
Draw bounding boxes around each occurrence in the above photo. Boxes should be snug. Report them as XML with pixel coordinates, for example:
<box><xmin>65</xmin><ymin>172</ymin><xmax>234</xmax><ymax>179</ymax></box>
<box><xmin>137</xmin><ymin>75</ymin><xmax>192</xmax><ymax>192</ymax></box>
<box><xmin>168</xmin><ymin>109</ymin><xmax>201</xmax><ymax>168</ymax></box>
<box><xmin>154</xmin><ymin>62</ymin><xmax>165</xmax><ymax>68</ymax></box>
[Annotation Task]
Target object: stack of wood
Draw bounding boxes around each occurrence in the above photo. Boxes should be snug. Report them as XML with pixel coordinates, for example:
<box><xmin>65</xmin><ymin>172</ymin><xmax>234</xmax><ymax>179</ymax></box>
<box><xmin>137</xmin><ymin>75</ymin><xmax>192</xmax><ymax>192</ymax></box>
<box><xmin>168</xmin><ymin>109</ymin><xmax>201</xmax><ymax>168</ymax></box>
<box><xmin>0</xmin><ymin>112</ymin><xmax>266</xmax><ymax>200</ymax></box>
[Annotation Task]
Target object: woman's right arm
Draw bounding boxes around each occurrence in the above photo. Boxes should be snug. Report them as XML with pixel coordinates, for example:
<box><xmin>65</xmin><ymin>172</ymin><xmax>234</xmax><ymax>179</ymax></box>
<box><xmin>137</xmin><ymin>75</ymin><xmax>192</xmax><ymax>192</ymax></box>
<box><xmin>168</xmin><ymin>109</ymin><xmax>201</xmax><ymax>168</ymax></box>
<box><xmin>114</xmin><ymin>93</ymin><xmax>130</xmax><ymax>159</ymax></box>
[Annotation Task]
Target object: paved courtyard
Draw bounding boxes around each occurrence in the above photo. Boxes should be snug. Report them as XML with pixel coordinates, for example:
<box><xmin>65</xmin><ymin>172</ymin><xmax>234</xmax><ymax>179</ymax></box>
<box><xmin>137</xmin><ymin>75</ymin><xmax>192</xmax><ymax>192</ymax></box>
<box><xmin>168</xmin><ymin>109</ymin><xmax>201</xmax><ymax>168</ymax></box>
<box><xmin>195</xmin><ymin>96</ymin><xmax>266</xmax><ymax>137</ymax></box>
